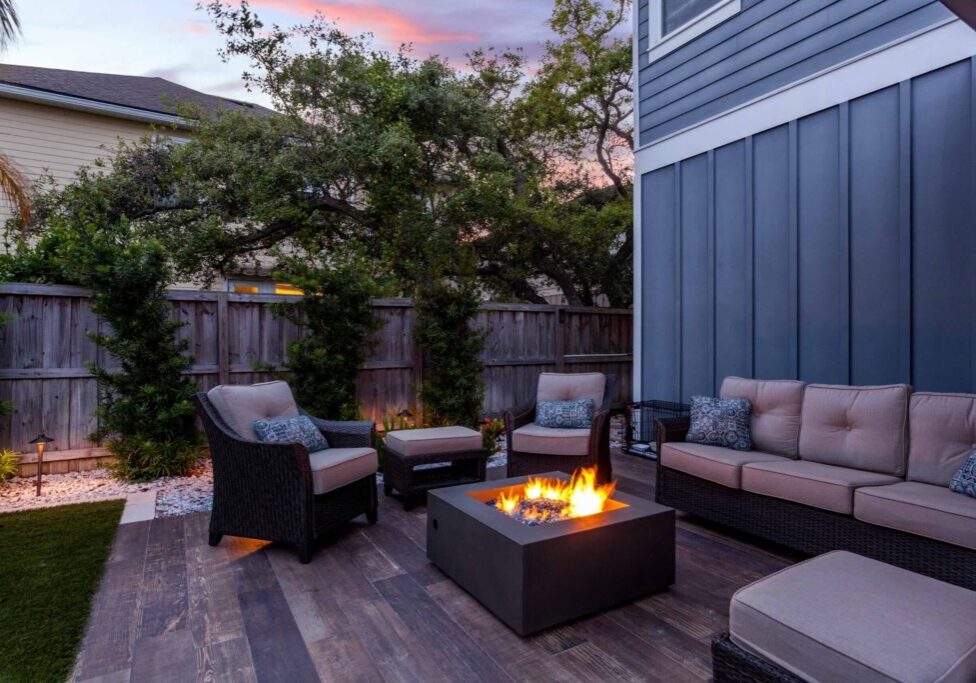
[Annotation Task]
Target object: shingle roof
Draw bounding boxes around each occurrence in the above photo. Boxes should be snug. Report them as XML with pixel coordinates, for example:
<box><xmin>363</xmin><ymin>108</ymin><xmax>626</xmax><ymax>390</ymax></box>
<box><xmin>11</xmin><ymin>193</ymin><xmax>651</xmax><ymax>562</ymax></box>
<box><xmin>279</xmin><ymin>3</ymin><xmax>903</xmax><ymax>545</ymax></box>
<box><xmin>0</xmin><ymin>64</ymin><xmax>273</xmax><ymax>118</ymax></box>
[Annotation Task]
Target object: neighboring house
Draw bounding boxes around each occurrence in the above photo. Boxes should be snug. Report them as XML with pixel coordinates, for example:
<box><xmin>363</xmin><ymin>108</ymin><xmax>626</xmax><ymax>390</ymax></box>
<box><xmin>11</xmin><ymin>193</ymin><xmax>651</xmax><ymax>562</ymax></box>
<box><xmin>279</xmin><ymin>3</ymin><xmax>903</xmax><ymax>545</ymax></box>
<box><xmin>633</xmin><ymin>0</ymin><xmax>976</xmax><ymax>401</ymax></box>
<box><xmin>0</xmin><ymin>64</ymin><xmax>294</xmax><ymax>292</ymax></box>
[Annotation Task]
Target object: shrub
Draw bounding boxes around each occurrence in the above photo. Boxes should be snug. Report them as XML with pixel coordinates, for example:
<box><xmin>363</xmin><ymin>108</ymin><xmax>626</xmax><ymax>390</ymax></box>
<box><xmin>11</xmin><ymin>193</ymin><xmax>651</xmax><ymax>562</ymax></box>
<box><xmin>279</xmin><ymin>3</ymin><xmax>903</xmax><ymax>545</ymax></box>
<box><xmin>0</xmin><ymin>449</ymin><xmax>18</xmax><ymax>483</ymax></box>
<box><xmin>5</xmin><ymin>217</ymin><xmax>200</xmax><ymax>480</ymax></box>
<box><xmin>414</xmin><ymin>278</ymin><xmax>486</xmax><ymax>427</ymax></box>
<box><xmin>85</xmin><ymin>240</ymin><xmax>200</xmax><ymax>480</ymax></box>
<box><xmin>274</xmin><ymin>261</ymin><xmax>380</xmax><ymax>421</ymax></box>
<box><xmin>481</xmin><ymin>418</ymin><xmax>505</xmax><ymax>453</ymax></box>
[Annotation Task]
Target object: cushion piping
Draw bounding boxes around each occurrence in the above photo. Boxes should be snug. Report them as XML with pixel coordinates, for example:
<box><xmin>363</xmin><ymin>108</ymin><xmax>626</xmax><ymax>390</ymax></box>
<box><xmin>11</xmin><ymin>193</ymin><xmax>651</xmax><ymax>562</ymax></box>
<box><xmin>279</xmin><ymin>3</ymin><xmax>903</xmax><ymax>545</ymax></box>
<box><xmin>731</xmin><ymin>602</ymin><xmax>897</xmax><ymax>681</ymax></box>
<box><xmin>856</xmin><ymin>488</ymin><xmax>976</xmax><ymax>524</ymax></box>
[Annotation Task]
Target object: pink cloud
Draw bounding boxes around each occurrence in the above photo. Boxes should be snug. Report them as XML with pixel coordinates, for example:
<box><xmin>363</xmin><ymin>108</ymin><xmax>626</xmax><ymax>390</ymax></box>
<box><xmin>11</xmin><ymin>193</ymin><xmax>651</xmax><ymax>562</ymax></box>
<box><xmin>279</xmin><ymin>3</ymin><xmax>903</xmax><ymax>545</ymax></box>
<box><xmin>165</xmin><ymin>20</ymin><xmax>211</xmax><ymax>36</ymax></box>
<box><xmin>248</xmin><ymin>0</ymin><xmax>480</xmax><ymax>45</ymax></box>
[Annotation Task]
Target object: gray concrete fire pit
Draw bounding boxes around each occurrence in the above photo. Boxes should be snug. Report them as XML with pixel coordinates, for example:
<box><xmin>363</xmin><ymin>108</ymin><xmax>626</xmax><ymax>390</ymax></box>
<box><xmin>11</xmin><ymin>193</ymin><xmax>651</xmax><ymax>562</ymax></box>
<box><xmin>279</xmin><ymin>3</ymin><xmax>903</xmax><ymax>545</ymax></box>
<box><xmin>427</xmin><ymin>472</ymin><xmax>675</xmax><ymax>635</ymax></box>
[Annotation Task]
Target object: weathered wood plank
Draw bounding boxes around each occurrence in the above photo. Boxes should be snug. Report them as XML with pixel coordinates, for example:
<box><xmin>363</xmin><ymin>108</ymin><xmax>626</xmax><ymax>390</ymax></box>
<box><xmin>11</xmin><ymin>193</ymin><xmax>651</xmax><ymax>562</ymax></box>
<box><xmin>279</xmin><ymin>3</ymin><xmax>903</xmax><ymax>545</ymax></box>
<box><xmin>0</xmin><ymin>283</ymin><xmax>632</xmax><ymax>455</ymax></box>
<box><xmin>234</xmin><ymin>550</ymin><xmax>320</xmax><ymax>681</ymax></box>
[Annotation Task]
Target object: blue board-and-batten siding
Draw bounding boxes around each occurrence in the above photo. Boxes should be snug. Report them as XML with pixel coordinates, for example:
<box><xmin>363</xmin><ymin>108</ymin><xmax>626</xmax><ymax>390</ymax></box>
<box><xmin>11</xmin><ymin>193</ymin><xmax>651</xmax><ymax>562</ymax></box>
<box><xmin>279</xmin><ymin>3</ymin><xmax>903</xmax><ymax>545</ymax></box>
<box><xmin>640</xmin><ymin>57</ymin><xmax>976</xmax><ymax>402</ymax></box>
<box><xmin>637</xmin><ymin>0</ymin><xmax>953</xmax><ymax>146</ymax></box>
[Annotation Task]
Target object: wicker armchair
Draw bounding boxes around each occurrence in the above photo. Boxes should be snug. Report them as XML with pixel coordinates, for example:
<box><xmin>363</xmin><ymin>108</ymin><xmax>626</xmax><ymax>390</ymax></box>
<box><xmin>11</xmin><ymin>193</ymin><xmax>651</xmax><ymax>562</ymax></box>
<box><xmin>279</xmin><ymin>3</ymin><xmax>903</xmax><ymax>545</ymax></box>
<box><xmin>504</xmin><ymin>372</ymin><xmax>614</xmax><ymax>483</ymax></box>
<box><xmin>195</xmin><ymin>381</ymin><xmax>378</xmax><ymax>563</ymax></box>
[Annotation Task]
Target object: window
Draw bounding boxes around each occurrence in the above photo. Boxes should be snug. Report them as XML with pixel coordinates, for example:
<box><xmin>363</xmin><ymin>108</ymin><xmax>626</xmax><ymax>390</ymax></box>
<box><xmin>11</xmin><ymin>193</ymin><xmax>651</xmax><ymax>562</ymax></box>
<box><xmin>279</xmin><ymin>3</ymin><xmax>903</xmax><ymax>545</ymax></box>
<box><xmin>648</xmin><ymin>0</ymin><xmax>740</xmax><ymax>60</ymax></box>
<box><xmin>274</xmin><ymin>284</ymin><xmax>303</xmax><ymax>296</ymax></box>
<box><xmin>662</xmin><ymin>0</ymin><xmax>722</xmax><ymax>36</ymax></box>
<box><xmin>228</xmin><ymin>280</ymin><xmax>303</xmax><ymax>296</ymax></box>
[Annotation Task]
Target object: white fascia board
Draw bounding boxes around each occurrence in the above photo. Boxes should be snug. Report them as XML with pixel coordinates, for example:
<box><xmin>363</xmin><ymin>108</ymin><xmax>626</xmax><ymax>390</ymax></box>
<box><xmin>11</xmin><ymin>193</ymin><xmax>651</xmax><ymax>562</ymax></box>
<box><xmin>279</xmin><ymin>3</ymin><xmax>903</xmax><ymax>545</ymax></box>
<box><xmin>0</xmin><ymin>83</ymin><xmax>192</xmax><ymax>129</ymax></box>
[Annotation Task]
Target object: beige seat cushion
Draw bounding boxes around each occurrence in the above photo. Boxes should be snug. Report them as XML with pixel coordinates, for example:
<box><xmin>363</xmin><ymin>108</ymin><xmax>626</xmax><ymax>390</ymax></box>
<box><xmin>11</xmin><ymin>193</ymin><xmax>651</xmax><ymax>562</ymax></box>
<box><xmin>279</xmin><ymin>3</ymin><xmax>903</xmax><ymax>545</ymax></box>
<box><xmin>720</xmin><ymin>377</ymin><xmax>805</xmax><ymax>458</ymax></box>
<box><xmin>742</xmin><ymin>460</ymin><xmax>900</xmax><ymax>514</ymax></box>
<box><xmin>908</xmin><ymin>392</ymin><xmax>976</xmax><ymax>486</ymax></box>
<box><xmin>798</xmin><ymin>383</ymin><xmax>911</xmax><ymax>476</ymax></box>
<box><xmin>854</xmin><ymin>481</ymin><xmax>976</xmax><ymax>551</ymax></box>
<box><xmin>384</xmin><ymin>426</ymin><xmax>483</xmax><ymax>457</ymax></box>
<box><xmin>511</xmin><ymin>423</ymin><xmax>590</xmax><ymax>456</ymax></box>
<box><xmin>207</xmin><ymin>381</ymin><xmax>299</xmax><ymax>440</ymax></box>
<box><xmin>660</xmin><ymin>442</ymin><xmax>789</xmax><ymax>489</ymax></box>
<box><xmin>731</xmin><ymin>550</ymin><xmax>976</xmax><ymax>683</ymax></box>
<box><xmin>536</xmin><ymin>372</ymin><xmax>607</xmax><ymax>411</ymax></box>
<box><xmin>309</xmin><ymin>447</ymin><xmax>377</xmax><ymax>495</ymax></box>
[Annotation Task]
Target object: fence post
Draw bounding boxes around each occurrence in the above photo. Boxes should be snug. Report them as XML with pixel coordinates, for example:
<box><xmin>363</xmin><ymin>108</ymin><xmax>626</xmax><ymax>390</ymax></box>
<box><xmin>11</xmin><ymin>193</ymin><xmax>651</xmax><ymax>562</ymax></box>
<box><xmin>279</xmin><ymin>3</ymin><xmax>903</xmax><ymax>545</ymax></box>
<box><xmin>554</xmin><ymin>306</ymin><xmax>566</xmax><ymax>372</ymax></box>
<box><xmin>216</xmin><ymin>292</ymin><xmax>230</xmax><ymax>385</ymax></box>
<box><xmin>412</xmin><ymin>306</ymin><xmax>425</xmax><ymax>424</ymax></box>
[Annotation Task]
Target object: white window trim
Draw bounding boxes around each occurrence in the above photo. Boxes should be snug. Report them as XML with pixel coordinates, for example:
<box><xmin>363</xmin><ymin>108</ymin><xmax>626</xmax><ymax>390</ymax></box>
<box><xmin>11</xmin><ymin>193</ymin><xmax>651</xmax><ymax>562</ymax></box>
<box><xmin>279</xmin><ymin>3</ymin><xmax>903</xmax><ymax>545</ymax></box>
<box><xmin>648</xmin><ymin>0</ymin><xmax>741</xmax><ymax>61</ymax></box>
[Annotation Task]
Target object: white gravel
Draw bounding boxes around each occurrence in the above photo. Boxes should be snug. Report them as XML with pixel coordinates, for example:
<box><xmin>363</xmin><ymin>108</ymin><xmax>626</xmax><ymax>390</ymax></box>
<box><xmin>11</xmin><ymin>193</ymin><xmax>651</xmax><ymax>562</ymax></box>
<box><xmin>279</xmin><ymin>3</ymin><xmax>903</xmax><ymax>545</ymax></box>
<box><xmin>0</xmin><ymin>424</ymin><xmax>619</xmax><ymax>519</ymax></box>
<box><xmin>0</xmin><ymin>460</ymin><xmax>214</xmax><ymax>518</ymax></box>
<box><xmin>0</xmin><ymin>450</ymin><xmax>512</xmax><ymax>519</ymax></box>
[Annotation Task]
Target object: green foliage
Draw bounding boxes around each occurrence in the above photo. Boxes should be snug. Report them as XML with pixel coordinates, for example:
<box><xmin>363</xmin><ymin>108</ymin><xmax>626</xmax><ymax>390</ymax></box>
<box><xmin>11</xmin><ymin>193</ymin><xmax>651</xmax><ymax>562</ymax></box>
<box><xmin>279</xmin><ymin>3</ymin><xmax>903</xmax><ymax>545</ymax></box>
<box><xmin>86</xmin><ymin>240</ymin><xmax>201</xmax><ymax>481</ymax></box>
<box><xmin>0</xmin><ymin>500</ymin><xmax>124</xmax><ymax>683</ymax></box>
<box><xmin>0</xmin><ymin>448</ymin><xmax>18</xmax><ymax>483</ymax></box>
<box><xmin>274</xmin><ymin>260</ymin><xmax>381</xmax><ymax>420</ymax></box>
<box><xmin>380</xmin><ymin>409</ymin><xmax>420</xmax><ymax>435</ymax></box>
<box><xmin>481</xmin><ymin>418</ymin><xmax>505</xmax><ymax>453</ymax></box>
<box><xmin>1</xmin><ymin>178</ymin><xmax>200</xmax><ymax>481</ymax></box>
<box><xmin>414</xmin><ymin>278</ymin><xmax>486</xmax><ymax>427</ymax></box>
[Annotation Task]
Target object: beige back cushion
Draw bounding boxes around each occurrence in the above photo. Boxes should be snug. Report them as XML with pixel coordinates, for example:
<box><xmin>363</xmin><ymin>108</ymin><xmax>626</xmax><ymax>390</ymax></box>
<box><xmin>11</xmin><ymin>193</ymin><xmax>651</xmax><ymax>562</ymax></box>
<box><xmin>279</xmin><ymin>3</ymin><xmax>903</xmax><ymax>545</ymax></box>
<box><xmin>907</xmin><ymin>392</ymin><xmax>976</xmax><ymax>486</ymax></box>
<box><xmin>536</xmin><ymin>373</ymin><xmax>607</xmax><ymax>411</ymax></box>
<box><xmin>720</xmin><ymin>377</ymin><xmax>806</xmax><ymax>458</ymax></box>
<box><xmin>798</xmin><ymin>384</ymin><xmax>911</xmax><ymax>476</ymax></box>
<box><xmin>207</xmin><ymin>381</ymin><xmax>300</xmax><ymax>440</ymax></box>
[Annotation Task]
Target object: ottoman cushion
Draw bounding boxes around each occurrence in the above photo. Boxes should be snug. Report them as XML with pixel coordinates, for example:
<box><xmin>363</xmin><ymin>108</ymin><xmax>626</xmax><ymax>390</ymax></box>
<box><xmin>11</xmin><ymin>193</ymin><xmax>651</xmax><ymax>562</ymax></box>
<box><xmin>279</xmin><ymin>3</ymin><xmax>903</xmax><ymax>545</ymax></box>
<box><xmin>385</xmin><ymin>426</ymin><xmax>483</xmax><ymax>457</ymax></box>
<box><xmin>309</xmin><ymin>447</ymin><xmax>377</xmax><ymax>495</ymax></box>
<box><xmin>730</xmin><ymin>551</ymin><xmax>976</xmax><ymax>683</ymax></box>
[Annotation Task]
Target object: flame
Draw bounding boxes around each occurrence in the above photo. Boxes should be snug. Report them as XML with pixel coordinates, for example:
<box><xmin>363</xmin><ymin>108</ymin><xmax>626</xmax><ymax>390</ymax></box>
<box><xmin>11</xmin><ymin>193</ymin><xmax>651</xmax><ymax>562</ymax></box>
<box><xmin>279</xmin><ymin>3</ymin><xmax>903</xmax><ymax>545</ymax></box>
<box><xmin>494</xmin><ymin>466</ymin><xmax>616</xmax><ymax>522</ymax></box>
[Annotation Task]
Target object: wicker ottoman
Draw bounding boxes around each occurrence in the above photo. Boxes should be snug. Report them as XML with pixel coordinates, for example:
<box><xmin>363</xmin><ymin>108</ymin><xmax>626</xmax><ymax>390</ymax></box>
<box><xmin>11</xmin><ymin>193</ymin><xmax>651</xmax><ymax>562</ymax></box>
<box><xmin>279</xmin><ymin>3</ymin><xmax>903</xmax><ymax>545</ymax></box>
<box><xmin>713</xmin><ymin>550</ymin><xmax>976</xmax><ymax>682</ymax></box>
<box><xmin>382</xmin><ymin>426</ymin><xmax>490</xmax><ymax>510</ymax></box>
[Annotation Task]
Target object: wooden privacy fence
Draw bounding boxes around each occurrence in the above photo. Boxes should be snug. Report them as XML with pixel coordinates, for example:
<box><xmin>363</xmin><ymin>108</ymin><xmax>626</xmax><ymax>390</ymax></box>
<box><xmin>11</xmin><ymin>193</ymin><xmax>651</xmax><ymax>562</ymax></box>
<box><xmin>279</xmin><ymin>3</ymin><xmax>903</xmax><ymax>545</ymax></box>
<box><xmin>0</xmin><ymin>283</ymin><xmax>632</xmax><ymax>460</ymax></box>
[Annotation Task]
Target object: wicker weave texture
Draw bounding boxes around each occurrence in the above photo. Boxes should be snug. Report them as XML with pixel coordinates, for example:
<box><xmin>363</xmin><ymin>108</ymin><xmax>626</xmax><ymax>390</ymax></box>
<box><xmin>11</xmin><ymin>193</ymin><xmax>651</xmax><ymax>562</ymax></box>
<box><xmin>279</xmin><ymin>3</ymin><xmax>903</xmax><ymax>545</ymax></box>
<box><xmin>655</xmin><ymin>418</ymin><xmax>976</xmax><ymax>590</ymax></box>
<box><xmin>383</xmin><ymin>446</ymin><xmax>489</xmax><ymax>506</ymax></box>
<box><xmin>711</xmin><ymin>634</ymin><xmax>803</xmax><ymax>683</ymax></box>
<box><xmin>196</xmin><ymin>393</ymin><xmax>378</xmax><ymax>563</ymax></box>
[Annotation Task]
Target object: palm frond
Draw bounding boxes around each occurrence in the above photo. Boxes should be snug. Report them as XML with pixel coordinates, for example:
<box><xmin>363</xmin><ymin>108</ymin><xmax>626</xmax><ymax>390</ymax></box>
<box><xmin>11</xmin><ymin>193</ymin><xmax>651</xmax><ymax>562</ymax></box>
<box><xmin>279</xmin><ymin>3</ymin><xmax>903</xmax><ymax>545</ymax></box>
<box><xmin>0</xmin><ymin>153</ymin><xmax>33</xmax><ymax>225</ymax></box>
<box><xmin>0</xmin><ymin>0</ymin><xmax>21</xmax><ymax>51</ymax></box>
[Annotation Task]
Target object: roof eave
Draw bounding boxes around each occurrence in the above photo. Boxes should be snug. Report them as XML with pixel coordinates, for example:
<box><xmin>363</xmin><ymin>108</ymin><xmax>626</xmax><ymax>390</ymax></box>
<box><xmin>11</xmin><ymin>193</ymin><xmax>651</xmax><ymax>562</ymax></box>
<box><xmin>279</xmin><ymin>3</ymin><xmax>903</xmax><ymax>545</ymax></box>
<box><xmin>0</xmin><ymin>82</ymin><xmax>196</xmax><ymax>129</ymax></box>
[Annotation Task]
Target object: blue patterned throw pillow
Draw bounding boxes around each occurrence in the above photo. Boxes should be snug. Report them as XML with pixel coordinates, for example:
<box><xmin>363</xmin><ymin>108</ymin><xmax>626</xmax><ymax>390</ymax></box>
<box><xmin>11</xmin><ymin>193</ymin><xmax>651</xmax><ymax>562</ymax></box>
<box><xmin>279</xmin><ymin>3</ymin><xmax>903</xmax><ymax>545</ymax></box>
<box><xmin>949</xmin><ymin>451</ymin><xmax>976</xmax><ymax>498</ymax></box>
<box><xmin>253</xmin><ymin>415</ymin><xmax>329</xmax><ymax>452</ymax></box>
<box><xmin>536</xmin><ymin>399</ymin><xmax>595</xmax><ymax>429</ymax></box>
<box><xmin>686</xmin><ymin>396</ymin><xmax>752</xmax><ymax>451</ymax></box>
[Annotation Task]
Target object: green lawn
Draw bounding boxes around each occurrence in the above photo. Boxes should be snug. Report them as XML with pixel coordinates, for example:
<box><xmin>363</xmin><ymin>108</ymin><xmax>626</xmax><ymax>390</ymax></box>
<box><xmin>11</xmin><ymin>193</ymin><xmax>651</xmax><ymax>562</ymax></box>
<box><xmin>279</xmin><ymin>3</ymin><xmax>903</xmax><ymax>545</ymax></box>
<box><xmin>0</xmin><ymin>500</ymin><xmax>124</xmax><ymax>683</ymax></box>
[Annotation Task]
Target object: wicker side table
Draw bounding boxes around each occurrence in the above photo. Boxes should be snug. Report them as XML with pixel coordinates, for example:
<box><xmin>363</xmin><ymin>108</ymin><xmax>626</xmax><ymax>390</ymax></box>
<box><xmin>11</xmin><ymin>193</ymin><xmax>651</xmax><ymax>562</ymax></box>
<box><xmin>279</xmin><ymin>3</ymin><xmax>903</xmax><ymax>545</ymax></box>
<box><xmin>382</xmin><ymin>426</ymin><xmax>490</xmax><ymax>510</ymax></box>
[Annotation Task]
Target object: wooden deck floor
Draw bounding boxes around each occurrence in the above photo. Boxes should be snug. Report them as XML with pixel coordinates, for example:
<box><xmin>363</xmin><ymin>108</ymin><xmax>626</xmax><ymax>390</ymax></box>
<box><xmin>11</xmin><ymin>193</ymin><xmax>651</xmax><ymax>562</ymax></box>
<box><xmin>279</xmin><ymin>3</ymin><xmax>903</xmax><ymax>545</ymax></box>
<box><xmin>72</xmin><ymin>452</ymin><xmax>796</xmax><ymax>682</ymax></box>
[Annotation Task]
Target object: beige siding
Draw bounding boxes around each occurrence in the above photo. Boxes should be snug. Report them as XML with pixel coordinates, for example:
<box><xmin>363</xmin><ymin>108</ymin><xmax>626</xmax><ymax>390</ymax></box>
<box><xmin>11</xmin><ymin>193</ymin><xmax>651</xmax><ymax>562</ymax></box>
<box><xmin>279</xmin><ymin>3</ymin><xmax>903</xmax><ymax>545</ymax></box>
<box><xmin>0</xmin><ymin>97</ymin><xmax>154</xmax><ymax>222</ymax></box>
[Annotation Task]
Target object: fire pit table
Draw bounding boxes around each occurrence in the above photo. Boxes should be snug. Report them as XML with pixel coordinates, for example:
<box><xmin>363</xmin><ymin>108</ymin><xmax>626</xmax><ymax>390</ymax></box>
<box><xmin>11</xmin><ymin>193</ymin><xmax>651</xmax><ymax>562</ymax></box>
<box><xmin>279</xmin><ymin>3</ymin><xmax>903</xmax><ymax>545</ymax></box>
<box><xmin>427</xmin><ymin>471</ymin><xmax>675</xmax><ymax>635</ymax></box>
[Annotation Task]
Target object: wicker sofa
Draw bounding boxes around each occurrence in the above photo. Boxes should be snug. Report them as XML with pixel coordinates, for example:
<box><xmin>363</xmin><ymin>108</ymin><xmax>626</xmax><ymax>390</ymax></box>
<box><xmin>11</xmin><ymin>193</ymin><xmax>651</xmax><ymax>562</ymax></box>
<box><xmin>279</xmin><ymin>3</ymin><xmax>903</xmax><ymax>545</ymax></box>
<box><xmin>656</xmin><ymin>377</ymin><xmax>976</xmax><ymax>589</ymax></box>
<box><xmin>195</xmin><ymin>381</ymin><xmax>378</xmax><ymax>563</ymax></box>
<box><xmin>504</xmin><ymin>372</ymin><xmax>614</xmax><ymax>483</ymax></box>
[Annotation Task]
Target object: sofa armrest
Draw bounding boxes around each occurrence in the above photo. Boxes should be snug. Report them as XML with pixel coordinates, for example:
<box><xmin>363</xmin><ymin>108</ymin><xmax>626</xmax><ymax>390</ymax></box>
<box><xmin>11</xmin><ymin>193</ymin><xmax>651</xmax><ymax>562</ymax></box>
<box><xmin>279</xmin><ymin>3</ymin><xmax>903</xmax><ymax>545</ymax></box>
<box><xmin>302</xmin><ymin>411</ymin><xmax>375</xmax><ymax>449</ymax></box>
<box><xmin>655</xmin><ymin>416</ymin><xmax>691</xmax><ymax>454</ymax></box>
<box><xmin>503</xmin><ymin>400</ymin><xmax>536</xmax><ymax>440</ymax></box>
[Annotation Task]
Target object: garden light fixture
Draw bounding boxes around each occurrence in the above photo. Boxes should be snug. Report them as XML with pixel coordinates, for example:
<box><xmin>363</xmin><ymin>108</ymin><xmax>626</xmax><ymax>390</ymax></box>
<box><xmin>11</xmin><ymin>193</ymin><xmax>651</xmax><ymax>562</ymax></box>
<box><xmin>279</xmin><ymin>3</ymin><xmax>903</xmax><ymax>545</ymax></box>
<box><xmin>29</xmin><ymin>433</ymin><xmax>54</xmax><ymax>496</ymax></box>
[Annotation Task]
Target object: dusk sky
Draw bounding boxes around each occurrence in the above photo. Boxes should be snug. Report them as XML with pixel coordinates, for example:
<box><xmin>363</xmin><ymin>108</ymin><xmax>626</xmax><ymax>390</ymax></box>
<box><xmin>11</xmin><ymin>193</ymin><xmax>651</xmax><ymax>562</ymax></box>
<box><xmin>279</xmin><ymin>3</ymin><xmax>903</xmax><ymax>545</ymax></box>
<box><xmin>5</xmin><ymin>1</ymin><xmax>561</xmax><ymax>109</ymax></box>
